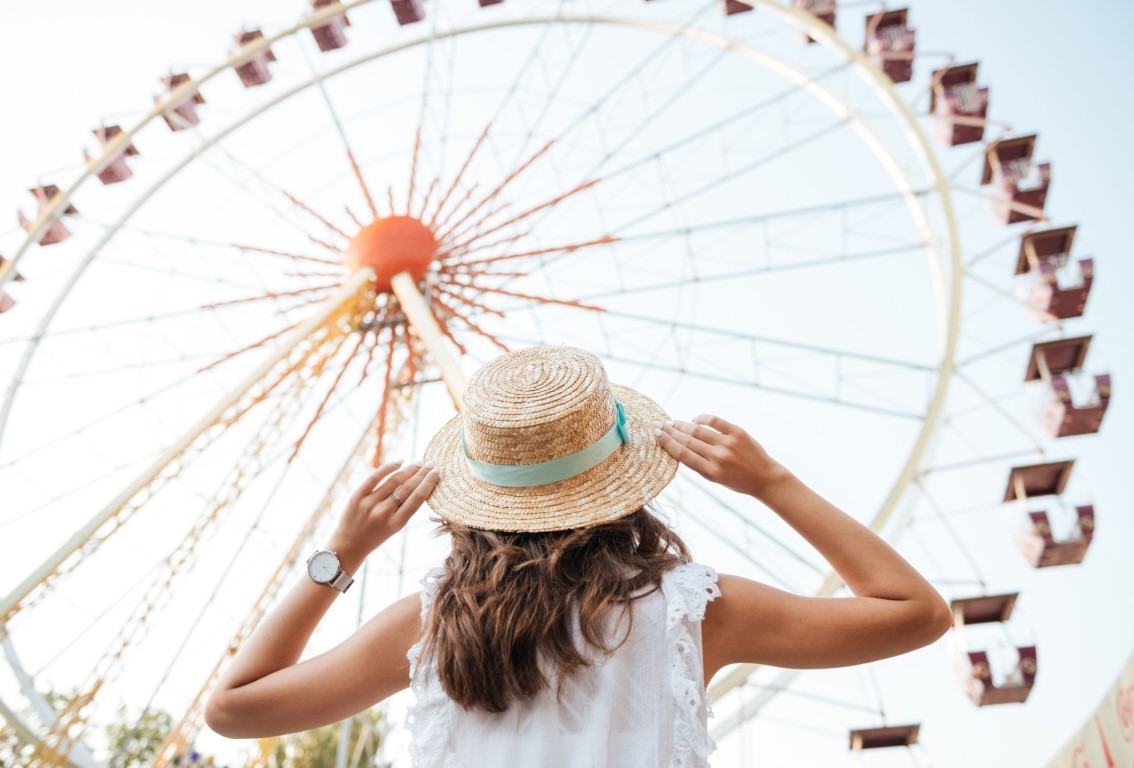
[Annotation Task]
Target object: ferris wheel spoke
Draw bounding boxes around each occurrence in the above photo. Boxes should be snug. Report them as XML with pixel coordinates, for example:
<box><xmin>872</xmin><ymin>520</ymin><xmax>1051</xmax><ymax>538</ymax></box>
<box><xmin>678</xmin><ymin>506</ymin><xmax>795</xmax><ymax>591</ymax></box>
<box><xmin>495</xmin><ymin>335</ymin><xmax>925</xmax><ymax>421</ymax></box>
<box><xmin>156</xmin><ymin>404</ymin><xmax>386</xmax><ymax>762</ymax></box>
<box><xmin>610</xmin><ymin>190</ymin><xmax>923</xmax><ymax>245</ymax></box>
<box><xmin>405</xmin><ymin>0</ymin><xmax>445</xmax><ymax>218</ymax></box>
<box><xmin>950</xmin><ymin>370</ymin><xmax>1045</xmax><ymax>453</ymax></box>
<box><xmin>509</xmin><ymin>0</ymin><xmax>735</xmax><ymax>181</ymax></box>
<box><xmin>960</xmin><ymin>269</ymin><xmax>1046</xmax><ymax>320</ymax></box>
<box><xmin>429</xmin><ymin>144</ymin><xmax>486</xmax><ymax>233</ymax></box>
<box><xmin>955</xmin><ymin>323</ymin><xmax>1052</xmax><ymax>369</ymax></box>
<box><xmin>568</xmin><ymin>59</ymin><xmax>851</xmax><ymax>203</ymax></box>
<box><xmin>0</xmin><ymin>272</ymin><xmax>372</xmax><ymax>635</ymax></box>
<box><xmin>299</xmin><ymin>38</ymin><xmax>383</xmax><ymax>220</ymax></box>
<box><xmin>17</xmin><ymin>351</ymin><xmax>230</xmax><ymax>386</ymax></box>
<box><xmin>434</xmin><ymin>139</ymin><xmax>556</xmax><ymax>244</ymax></box>
<box><xmin>24</xmin><ymin>557</ymin><xmax>167</xmax><ymax>680</ymax></box>
<box><xmin>24</xmin><ymin>295</ymin><xmax>371</xmax><ymax>763</ymax></box>
<box><xmin>911</xmin><ymin>479</ymin><xmax>989</xmax><ymax>590</ymax></box>
<box><xmin>503</xmin><ymin>243</ymin><xmax>924</xmax><ymax>306</ymax></box>
<box><xmin>0</xmin><ymin>362</ymin><xmax>217</xmax><ymax>470</ymax></box>
<box><xmin>499</xmin><ymin>86</ymin><xmax>858</xmax><ymax>287</ymax></box>
<box><xmin>193</xmin><ymin>139</ymin><xmax>354</xmax><ymax>257</ymax></box>
<box><xmin>503</xmin><ymin>22</ymin><xmax>598</xmax><ymax>172</ymax></box>
<box><xmin>611</xmin><ymin>308</ymin><xmax>932</xmax><ymax>374</ymax></box>
<box><xmin>680</xmin><ymin>476</ymin><xmax>825</xmax><ymax>580</ymax></box>
<box><xmin>60</xmin><ymin>215</ymin><xmax>344</xmax><ymax>272</ymax></box>
<box><xmin>613</xmin><ymin>117</ymin><xmax>851</xmax><ymax>235</ymax></box>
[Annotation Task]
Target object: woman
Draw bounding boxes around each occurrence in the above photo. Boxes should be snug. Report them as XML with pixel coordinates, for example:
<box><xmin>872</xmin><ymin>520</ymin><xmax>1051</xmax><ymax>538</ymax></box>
<box><xmin>205</xmin><ymin>345</ymin><xmax>952</xmax><ymax>766</ymax></box>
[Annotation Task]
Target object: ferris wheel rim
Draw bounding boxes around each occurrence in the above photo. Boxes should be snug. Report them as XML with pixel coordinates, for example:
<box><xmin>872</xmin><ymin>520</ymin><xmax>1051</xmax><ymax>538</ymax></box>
<box><xmin>0</xmin><ymin>6</ymin><xmax>959</xmax><ymax>487</ymax></box>
<box><xmin>0</xmin><ymin>3</ymin><xmax>977</xmax><ymax>761</ymax></box>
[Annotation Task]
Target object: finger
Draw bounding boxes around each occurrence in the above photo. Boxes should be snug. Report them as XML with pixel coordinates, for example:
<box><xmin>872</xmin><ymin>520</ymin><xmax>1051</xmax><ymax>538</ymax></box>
<box><xmin>692</xmin><ymin>414</ymin><xmax>742</xmax><ymax>436</ymax></box>
<box><xmin>668</xmin><ymin>419</ymin><xmax>726</xmax><ymax>446</ymax></box>
<box><xmin>348</xmin><ymin>461</ymin><xmax>403</xmax><ymax>508</ymax></box>
<box><xmin>653</xmin><ymin>427</ymin><xmax>715</xmax><ymax>476</ymax></box>
<box><xmin>393</xmin><ymin>466</ymin><xmax>441</xmax><ymax>517</ymax></box>
<box><xmin>365</xmin><ymin>462</ymin><xmax>424</xmax><ymax>500</ymax></box>
<box><xmin>662</xmin><ymin>421</ymin><xmax>719</xmax><ymax>456</ymax></box>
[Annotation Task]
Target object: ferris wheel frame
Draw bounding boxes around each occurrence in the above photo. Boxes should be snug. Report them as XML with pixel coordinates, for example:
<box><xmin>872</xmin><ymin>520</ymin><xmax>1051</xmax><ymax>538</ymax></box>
<box><xmin>0</xmin><ymin>1</ymin><xmax>978</xmax><ymax>764</ymax></box>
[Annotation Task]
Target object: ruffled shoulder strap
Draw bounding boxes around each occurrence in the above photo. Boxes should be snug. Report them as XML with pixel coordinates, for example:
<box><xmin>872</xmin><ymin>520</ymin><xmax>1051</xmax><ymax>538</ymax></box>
<box><xmin>661</xmin><ymin>562</ymin><xmax>721</xmax><ymax>768</ymax></box>
<box><xmin>405</xmin><ymin>566</ymin><xmax>451</xmax><ymax>765</ymax></box>
<box><xmin>664</xmin><ymin>562</ymin><xmax>721</xmax><ymax>623</ymax></box>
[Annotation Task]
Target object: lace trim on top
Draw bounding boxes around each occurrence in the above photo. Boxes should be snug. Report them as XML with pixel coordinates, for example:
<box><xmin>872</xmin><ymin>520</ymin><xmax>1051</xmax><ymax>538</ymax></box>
<box><xmin>404</xmin><ymin>566</ymin><xmax>450</xmax><ymax>766</ymax></box>
<box><xmin>663</xmin><ymin>563</ymin><xmax>721</xmax><ymax>768</ymax></box>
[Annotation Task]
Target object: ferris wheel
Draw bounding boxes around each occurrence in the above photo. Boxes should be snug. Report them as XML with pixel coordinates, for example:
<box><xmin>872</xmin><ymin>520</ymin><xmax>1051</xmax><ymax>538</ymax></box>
<box><xmin>0</xmin><ymin>0</ymin><xmax>1116</xmax><ymax>766</ymax></box>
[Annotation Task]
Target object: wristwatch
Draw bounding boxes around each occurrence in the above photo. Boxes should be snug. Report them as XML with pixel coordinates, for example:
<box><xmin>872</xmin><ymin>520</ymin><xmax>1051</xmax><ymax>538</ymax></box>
<box><xmin>306</xmin><ymin>549</ymin><xmax>354</xmax><ymax>593</ymax></box>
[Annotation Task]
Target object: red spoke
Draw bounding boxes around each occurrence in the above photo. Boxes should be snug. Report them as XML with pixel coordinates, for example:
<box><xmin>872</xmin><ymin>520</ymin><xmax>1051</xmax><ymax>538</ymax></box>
<box><xmin>231</xmin><ymin>243</ymin><xmax>339</xmax><ymax>267</ymax></box>
<box><xmin>444</xmin><ymin>278</ymin><xmax>606</xmax><ymax>312</ymax></box>
<box><xmin>430</xmin><ymin>292</ymin><xmax>508</xmax><ymax>353</ymax></box>
<box><xmin>406</xmin><ymin>126</ymin><xmax>423</xmax><ymax>216</ymax></box>
<box><xmin>431</xmin><ymin>182</ymin><xmax>480</xmax><ymax>235</ymax></box>
<box><xmin>417</xmin><ymin>178</ymin><xmax>439</xmax><ymax>221</ymax></box>
<box><xmin>439</xmin><ymin>202</ymin><xmax>512</xmax><ymax>248</ymax></box>
<box><xmin>427</xmin><ymin>122</ymin><xmax>492</xmax><ymax>229</ymax></box>
<box><xmin>199</xmin><ymin>282</ymin><xmax>342</xmax><ymax>310</ymax></box>
<box><xmin>344</xmin><ymin>205</ymin><xmax>365</xmax><ymax>230</ymax></box>
<box><xmin>401</xmin><ymin>321</ymin><xmax>419</xmax><ymax>384</ymax></box>
<box><xmin>426</xmin><ymin>304</ymin><xmax>468</xmax><ymax>356</ymax></box>
<box><xmin>431</xmin><ymin>282</ymin><xmax>505</xmax><ymax>317</ymax></box>
<box><xmin>445</xmin><ymin>235</ymin><xmax>618</xmax><ymax>268</ymax></box>
<box><xmin>438</xmin><ymin>267</ymin><xmax>528</xmax><ymax>280</ymax></box>
<box><xmin>272</xmin><ymin>292</ymin><xmax>339</xmax><ymax>315</ymax></box>
<box><xmin>437</xmin><ymin>230</ymin><xmax>531</xmax><ymax>261</ymax></box>
<box><xmin>194</xmin><ymin>319</ymin><xmax>302</xmax><ymax>374</ymax></box>
<box><xmin>372</xmin><ymin>326</ymin><xmax>399</xmax><ymax>465</ymax></box>
<box><xmin>307</xmin><ymin>234</ymin><xmax>343</xmax><ymax>255</ymax></box>
<box><xmin>288</xmin><ymin>323</ymin><xmax>369</xmax><ymax>463</ymax></box>
<box><xmin>434</xmin><ymin>139</ymin><xmax>554</xmax><ymax>242</ymax></box>
<box><xmin>227</xmin><ymin>323</ymin><xmax>336</xmax><ymax>426</ymax></box>
<box><xmin>356</xmin><ymin>310</ymin><xmax>391</xmax><ymax>387</ymax></box>
<box><xmin>346</xmin><ymin>147</ymin><xmax>380</xmax><ymax>220</ymax></box>
<box><xmin>448</xmin><ymin>178</ymin><xmax>602</xmax><ymax>252</ymax></box>
<box><xmin>282</xmin><ymin>270</ymin><xmax>346</xmax><ymax>278</ymax></box>
<box><xmin>282</xmin><ymin>189</ymin><xmax>351</xmax><ymax>240</ymax></box>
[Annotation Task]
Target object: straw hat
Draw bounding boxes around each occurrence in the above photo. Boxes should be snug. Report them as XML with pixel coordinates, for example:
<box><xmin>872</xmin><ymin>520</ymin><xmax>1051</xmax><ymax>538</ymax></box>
<box><xmin>422</xmin><ymin>345</ymin><xmax>678</xmax><ymax>532</ymax></box>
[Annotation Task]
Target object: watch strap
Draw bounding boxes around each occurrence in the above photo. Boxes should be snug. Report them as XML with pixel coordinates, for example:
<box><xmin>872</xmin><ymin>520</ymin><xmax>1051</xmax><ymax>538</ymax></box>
<box><xmin>329</xmin><ymin>569</ymin><xmax>354</xmax><ymax>593</ymax></box>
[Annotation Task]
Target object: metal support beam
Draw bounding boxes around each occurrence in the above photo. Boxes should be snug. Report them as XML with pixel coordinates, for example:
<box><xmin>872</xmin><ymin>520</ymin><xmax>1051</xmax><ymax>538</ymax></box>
<box><xmin>390</xmin><ymin>272</ymin><xmax>465</xmax><ymax>410</ymax></box>
<box><xmin>0</xmin><ymin>267</ymin><xmax>375</xmax><ymax>631</ymax></box>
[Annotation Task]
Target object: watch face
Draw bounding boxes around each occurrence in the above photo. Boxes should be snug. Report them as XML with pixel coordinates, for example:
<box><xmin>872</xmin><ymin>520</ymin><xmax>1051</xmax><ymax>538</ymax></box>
<box><xmin>308</xmin><ymin>551</ymin><xmax>339</xmax><ymax>583</ymax></box>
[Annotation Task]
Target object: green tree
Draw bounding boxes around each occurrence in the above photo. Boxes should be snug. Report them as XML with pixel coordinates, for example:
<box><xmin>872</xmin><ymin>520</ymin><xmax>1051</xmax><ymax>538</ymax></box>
<box><xmin>270</xmin><ymin>709</ymin><xmax>389</xmax><ymax>768</ymax></box>
<box><xmin>105</xmin><ymin>705</ymin><xmax>173</xmax><ymax>768</ymax></box>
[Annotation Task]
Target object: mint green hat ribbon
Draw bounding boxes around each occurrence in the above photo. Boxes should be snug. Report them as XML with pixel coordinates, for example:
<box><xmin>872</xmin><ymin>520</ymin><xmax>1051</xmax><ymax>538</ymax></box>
<box><xmin>462</xmin><ymin>400</ymin><xmax>630</xmax><ymax>488</ymax></box>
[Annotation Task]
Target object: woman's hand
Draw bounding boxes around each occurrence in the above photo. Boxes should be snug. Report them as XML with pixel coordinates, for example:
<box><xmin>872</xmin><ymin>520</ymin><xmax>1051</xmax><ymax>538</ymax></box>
<box><xmin>652</xmin><ymin>416</ymin><xmax>952</xmax><ymax>678</ymax></box>
<box><xmin>205</xmin><ymin>459</ymin><xmax>436</xmax><ymax>739</ymax></box>
<box><xmin>654</xmin><ymin>414</ymin><xmax>787</xmax><ymax>500</ymax></box>
<box><xmin>326</xmin><ymin>460</ymin><xmax>440</xmax><ymax>564</ymax></box>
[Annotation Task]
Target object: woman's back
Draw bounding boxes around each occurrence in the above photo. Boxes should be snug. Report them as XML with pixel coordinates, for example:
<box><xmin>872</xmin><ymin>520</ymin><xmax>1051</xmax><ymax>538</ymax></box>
<box><xmin>406</xmin><ymin>562</ymin><xmax>721</xmax><ymax>768</ymax></box>
<box><xmin>203</xmin><ymin>345</ymin><xmax>951</xmax><ymax>765</ymax></box>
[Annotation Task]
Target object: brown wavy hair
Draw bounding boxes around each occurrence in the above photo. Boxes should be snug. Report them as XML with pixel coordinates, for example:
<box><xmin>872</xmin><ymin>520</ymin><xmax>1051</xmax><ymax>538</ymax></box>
<box><xmin>419</xmin><ymin>505</ymin><xmax>691</xmax><ymax>713</ymax></box>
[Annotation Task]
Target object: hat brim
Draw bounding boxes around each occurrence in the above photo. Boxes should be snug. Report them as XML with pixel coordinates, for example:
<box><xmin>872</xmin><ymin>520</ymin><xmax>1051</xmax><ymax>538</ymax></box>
<box><xmin>422</xmin><ymin>384</ymin><xmax>678</xmax><ymax>532</ymax></box>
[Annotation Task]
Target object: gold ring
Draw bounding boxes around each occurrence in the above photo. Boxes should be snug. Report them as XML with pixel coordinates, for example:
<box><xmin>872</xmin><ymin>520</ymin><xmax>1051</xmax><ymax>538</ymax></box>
<box><xmin>389</xmin><ymin>491</ymin><xmax>404</xmax><ymax>507</ymax></box>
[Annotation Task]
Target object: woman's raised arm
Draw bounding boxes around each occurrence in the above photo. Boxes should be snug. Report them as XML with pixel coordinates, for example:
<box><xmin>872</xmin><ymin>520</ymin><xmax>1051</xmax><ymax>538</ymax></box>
<box><xmin>654</xmin><ymin>415</ymin><xmax>952</xmax><ymax>680</ymax></box>
<box><xmin>204</xmin><ymin>460</ymin><xmax>439</xmax><ymax>738</ymax></box>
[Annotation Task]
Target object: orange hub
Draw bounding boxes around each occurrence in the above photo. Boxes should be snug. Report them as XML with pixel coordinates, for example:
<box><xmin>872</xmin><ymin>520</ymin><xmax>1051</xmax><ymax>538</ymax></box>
<box><xmin>343</xmin><ymin>215</ymin><xmax>438</xmax><ymax>294</ymax></box>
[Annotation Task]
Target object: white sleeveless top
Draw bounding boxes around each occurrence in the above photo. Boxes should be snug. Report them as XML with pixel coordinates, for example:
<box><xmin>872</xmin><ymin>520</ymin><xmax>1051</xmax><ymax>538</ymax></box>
<box><xmin>404</xmin><ymin>562</ymin><xmax>721</xmax><ymax>768</ymax></box>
